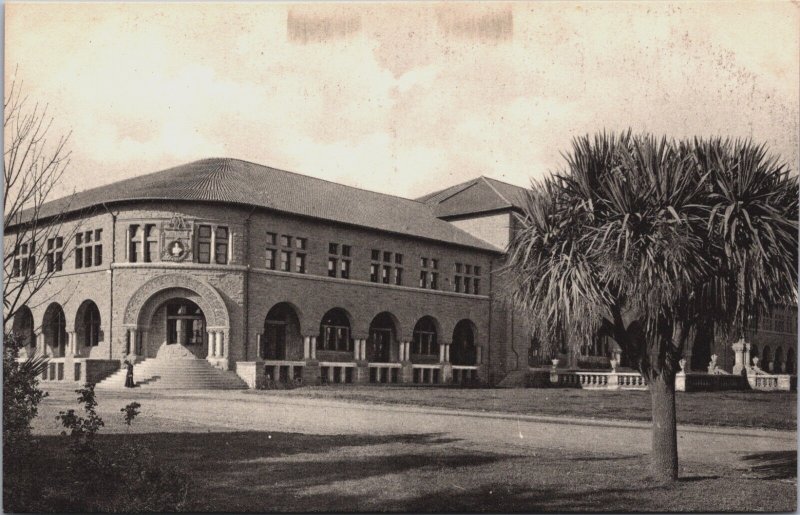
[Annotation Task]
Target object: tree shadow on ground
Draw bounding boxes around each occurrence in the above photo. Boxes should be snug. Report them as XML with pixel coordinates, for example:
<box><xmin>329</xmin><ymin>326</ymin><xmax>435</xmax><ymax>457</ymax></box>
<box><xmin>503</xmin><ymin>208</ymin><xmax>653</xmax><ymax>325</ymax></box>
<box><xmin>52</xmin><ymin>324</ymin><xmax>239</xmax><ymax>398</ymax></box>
<box><xmin>740</xmin><ymin>450</ymin><xmax>797</xmax><ymax>480</ymax></box>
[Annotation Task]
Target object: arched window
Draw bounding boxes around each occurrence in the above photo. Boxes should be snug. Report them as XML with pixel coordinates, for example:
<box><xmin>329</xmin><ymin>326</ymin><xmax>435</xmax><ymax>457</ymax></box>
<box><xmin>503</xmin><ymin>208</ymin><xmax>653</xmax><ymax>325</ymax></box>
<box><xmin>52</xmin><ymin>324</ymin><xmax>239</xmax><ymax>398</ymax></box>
<box><xmin>451</xmin><ymin>319</ymin><xmax>477</xmax><ymax>365</ymax></box>
<box><xmin>412</xmin><ymin>317</ymin><xmax>438</xmax><ymax>356</ymax></box>
<box><xmin>166</xmin><ymin>299</ymin><xmax>205</xmax><ymax>346</ymax></box>
<box><xmin>81</xmin><ymin>302</ymin><xmax>101</xmax><ymax>347</ymax></box>
<box><xmin>12</xmin><ymin>306</ymin><xmax>35</xmax><ymax>348</ymax></box>
<box><xmin>319</xmin><ymin>309</ymin><xmax>351</xmax><ymax>352</ymax></box>
<box><xmin>263</xmin><ymin>303</ymin><xmax>301</xmax><ymax>360</ymax></box>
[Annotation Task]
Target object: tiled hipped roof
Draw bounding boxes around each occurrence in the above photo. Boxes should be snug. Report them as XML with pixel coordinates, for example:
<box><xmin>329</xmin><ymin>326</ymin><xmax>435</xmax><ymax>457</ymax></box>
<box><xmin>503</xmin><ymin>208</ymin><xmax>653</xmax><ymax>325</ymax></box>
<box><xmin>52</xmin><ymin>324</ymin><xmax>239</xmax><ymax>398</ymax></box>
<box><xmin>417</xmin><ymin>176</ymin><xmax>528</xmax><ymax>219</ymax></box>
<box><xmin>20</xmin><ymin>158</ymin><xmax>502</xmax><ymax>252</ymax></box>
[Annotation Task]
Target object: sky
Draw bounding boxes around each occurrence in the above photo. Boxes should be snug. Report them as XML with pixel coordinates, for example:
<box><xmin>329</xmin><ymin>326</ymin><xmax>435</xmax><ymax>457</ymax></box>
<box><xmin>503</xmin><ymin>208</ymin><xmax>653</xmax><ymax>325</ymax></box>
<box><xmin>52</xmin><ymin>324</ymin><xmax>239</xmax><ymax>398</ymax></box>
<box><xmin>5</xmin><ymin>2</ymin><xmax>799</xmax><ymax>200</ymax></box>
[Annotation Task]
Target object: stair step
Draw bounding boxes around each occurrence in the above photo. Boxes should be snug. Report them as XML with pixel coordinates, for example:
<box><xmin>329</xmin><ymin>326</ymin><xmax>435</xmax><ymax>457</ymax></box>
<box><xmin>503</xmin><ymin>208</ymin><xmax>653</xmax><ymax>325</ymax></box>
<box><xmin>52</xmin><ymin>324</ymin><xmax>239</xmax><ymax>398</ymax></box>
<box><xmin>95</xmin><ymin>358</ymin><xmax>247</xmax><ymax>390</ymax></box>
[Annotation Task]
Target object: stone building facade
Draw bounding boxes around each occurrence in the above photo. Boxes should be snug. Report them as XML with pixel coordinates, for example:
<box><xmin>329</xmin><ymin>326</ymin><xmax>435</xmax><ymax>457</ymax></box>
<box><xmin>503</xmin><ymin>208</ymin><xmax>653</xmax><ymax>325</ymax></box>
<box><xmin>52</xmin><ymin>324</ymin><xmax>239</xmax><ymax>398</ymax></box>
<box><xmin>6</xmin><ymin>159</ymin><xmax>508</xmax><ymax>387</ymax></box>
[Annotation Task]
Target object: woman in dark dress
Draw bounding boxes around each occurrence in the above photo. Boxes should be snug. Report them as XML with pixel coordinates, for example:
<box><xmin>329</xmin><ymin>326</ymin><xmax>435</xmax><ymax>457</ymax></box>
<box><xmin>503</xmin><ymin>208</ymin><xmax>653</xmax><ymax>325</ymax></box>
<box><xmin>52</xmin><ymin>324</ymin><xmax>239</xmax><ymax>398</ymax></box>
<box><xmin>124</xmin><ymin>355</ymin><xmax>135</xmax><ymax>388</ymax></box>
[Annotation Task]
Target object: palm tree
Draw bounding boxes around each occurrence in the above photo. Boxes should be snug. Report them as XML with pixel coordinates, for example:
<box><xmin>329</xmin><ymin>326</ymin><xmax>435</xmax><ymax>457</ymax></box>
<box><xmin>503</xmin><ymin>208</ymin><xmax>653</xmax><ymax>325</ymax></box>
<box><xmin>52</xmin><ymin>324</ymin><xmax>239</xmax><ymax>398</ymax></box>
<box><xmin>506</xmin><ymin>131</ymin><xmax>797</xmax><ymax>482</ymax></box>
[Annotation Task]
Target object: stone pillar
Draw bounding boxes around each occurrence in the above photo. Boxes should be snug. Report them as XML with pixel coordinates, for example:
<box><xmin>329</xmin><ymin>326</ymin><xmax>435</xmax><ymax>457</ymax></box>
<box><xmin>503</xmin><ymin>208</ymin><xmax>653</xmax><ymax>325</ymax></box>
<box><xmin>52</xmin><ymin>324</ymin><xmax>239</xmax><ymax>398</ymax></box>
<box><xmin>68</xmin><ymin>331</ymin><xmax>77</xmax><ymax>356</ymax></box>
<box><xmin>302</xmin><ymin>336</ymin><xmax>311</xmax><ymax>360</ymax></box>
<box><xmin>129</xmin><ymin>328</ymin><xmax>138</xmax><ymax>356</ymax></box>
<box><xmin>445</xmin><ymin>344</ymin><xmax>451</xmax><ymax>362</ymax></box>
<box><xmin>34</xmin><ymin>329</ymin><xmax>44</xmax><ymax>356</ymax></box>
<box><xmin>310</xmin><ymin>336</ymin><xmax>317</xmax><ymax>360</ymax></box>
<box><xmin>476</xmin><ymin>346</ymin><xmax>483</xmax><ymax>365</ymax></box>
<box><xmin>210</xmin><ymin>227</ymin><xmax>217</xmax><ymax>263</ymax></box>
<box><xmin>218</xmin><ymin>331</ymin><xmax>225</xmax><ymax>358</ymax></box>
<box><xmin>207</xmin><ymin>330</ymin><xmax>216</xmax><ymax>358</ymax></box>
<box><xmin>439</xmin><ymin>344</ymin><xmax>446</xmax><ymax>362</ymax></box>
<box><xmin>361</xmin><ymin>340</ymin><xmax>367</xmax><ymax>361</ymax></box>
<box><xmin>256</xmin><ymin>333</ymin><xmax>263</xmax><ymax>360</ymax></box>
<box><xmin>732</xmin><ymin>339</ymin><xmax>746</xmax><ymax>375</ymax></box>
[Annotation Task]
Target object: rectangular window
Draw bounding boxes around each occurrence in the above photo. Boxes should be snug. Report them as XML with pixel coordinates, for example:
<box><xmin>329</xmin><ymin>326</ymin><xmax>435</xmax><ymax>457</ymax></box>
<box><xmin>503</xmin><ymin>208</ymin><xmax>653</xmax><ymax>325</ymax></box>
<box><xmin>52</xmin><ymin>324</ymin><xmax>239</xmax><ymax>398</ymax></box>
<box><xmin>474</xmin><ymin>266</ymin><xmax>481</xmax><ymax>276</ymax></box>
<box><xmin>370</xmin><ymin>264</ymin><xmax>379</xmax><ymax>283</ymax></box>
<box><xmin>394</xmin><ymin>268</ymin><xmax>403</xmax><ymax>286</ymax></box>
<box><xmin>267</xmin><ymin>232</ymin><xmax>277</xmax><ymax>245</ymax></box>
<box><xmin>455</xmin><ymin>263</ymin><xmax>463</xmax><ymax>273</ymax></box>
<box><xmin>266</xmin><ymin>249</ymin><xmax>275</xmax><ymax>270</ymax></box>
<box><xmin>454</xmin><ymin>276</ymin><xmax>462</xmax><ymax>293</ymax></box>
<box><xmin>143</xmin><ymin>224</ymin><xmax>156</xmax><ymax>263</ymax></box>
<box><xmin>75</xmin><ymin>247</ymin><xmax>83</xmax><ymax>268</ymax></box>
<box><xmin>395</xmin><ymin>253</ymin><xmax>403</xmax><ymax>265</ymax></box>
<box><xmin>340</xmin><ymin>259</ymin><xmax>350</xmax><ymax>279</ymax></box>
<box><xmin>329</xmin><ymin>243</ymin><xmax>338</xmax><ymax>254</ymax></box>
<box><xmin>421</xmin><ymin>257</ymin><xmax>428</xmax><ymax>268</ymax></box>
<box><xmin>84</xmin><ymin>246</ymin><xmax>93</xmax><ymax>267</ymax></box>
<box><xmin>295</xmin><ymin>254</ymin><xmax>306</xmax><ymax>274</ymax></box>
<box><xmin>383</xmin><ymin>251</ymin><xmax>391</xmax><ymax>262</ymax></box>
<box><xmin>328</xmin><ymin>257</ymin><xmax>337</xmax><ymax>278</ymax></box>
<box><xmin>473</xmin><ymin>278</ymin><xmax>480</xmax><ymax>295</ymax></box>
<box><xmin>430</xmin><ymin>272</ymin><xmax>438</xmax><ymax>289</ymax></box>
<box><xmin>419</xmin><ymin>271</ymin><xmax>428</xmax><ymax>288</ymax></box>
<box><xmin>382</xmin><ymin>266</ymin><xmax>391</xmax><ymax>284</ymax></box>
<box><xmin>95</xmin><ymin>229</ymin><xmax>102</xmax><ymax>241</ymax></box>
<box><xmin>464</xmin><ymin>277</ymin><xmax>471</xmax><ymax>294</ymax></box>
<box><xmin>280</xmin><ymin>251</ymin><xmax>291</xmax><ymax>272</ymax></box>
<box><xmin>197</xmin><ymin>225</ymin><xmax>211</xmax><ymax>264</ymax></box>
<box><xmin>342</xmin><ymin>245</ymin><xmax>351</xmax><ymax>257</ymax></box>
<box><xmin>371</xmin><ymin>249</ymin><xmax>380</xmax><ymax>261</ymax></box>
<box><xmin>94</xmin><ymin>245</ymin><xmax>103</xmax><ymax>266</ymax></box>
<box><xmin>215</xmin><ymin>227</ymin><xmax>229</xmax><ymax>264</ymax></box>
<box><xmin>280</xmin><ymin>235</ymin><xmax>291</xmax><ymax>247</ymax></box>
<box><xmin>295</xmin><ymin>238</ymin><xmax>306</xmax><ymax>250</ymax></box>
<box><xmin>465</xmin><ymin>264</ymin><xmax>472</xmax><ymax>275</ymax></box>
<box><xmin>432</xmin><ymin>259</ymin><xmax>438</xmax><ymax>270</ymax></box>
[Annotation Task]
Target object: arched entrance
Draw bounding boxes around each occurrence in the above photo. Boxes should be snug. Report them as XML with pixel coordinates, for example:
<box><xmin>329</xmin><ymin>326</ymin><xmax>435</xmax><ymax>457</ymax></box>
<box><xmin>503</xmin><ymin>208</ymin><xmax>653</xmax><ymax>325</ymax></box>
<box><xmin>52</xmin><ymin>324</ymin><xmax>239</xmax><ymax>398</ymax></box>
<box><xmin>786</xmin><ymin>349</ymin><xmax>795</xmax><ymax>374</ymax></box>
<box><xmin>76</xmin><ymin>300</ymin><xmax>101</xmax><ymax>349</ymax></box>
<box><xmin>263</xmin><ymin>303</ymin><xmax>301</xmax><ymax>360</ymax></box>
<box><xmin>762</xmin><ymin>346</ymin><xmax>772</xmax><ymax>372</ymax></box>
<box><xmin>368</xmin><ymin>312</ymin><xmax>397</xmax><ymax>362</ymax></box>
<box><xmin>123</xmin><ymin>274</ymin><xmax>230</xmax><ymax>360</ymax></box>
<box><xmin>318</xmin><ymin>308</ymin><xmax>352</xmax><ymax>353</ymax></box>
<box><xmin>451</xmin><ymin>319</ymin><xmax>477</xmax><ymax>366</ymax></box>
<box><xmin>43</xmin><ymin>303</ymin><xmax>67</xmax><ymax>357</ymax></box>
<box><xmin>411</xmin><ymin>316</ymin><xmax>439</xmax><ymax>362</ymax></box>
<box><xmin>12</xmin><ymin>306</ymin><xmax>35</xmax><ymax>350</ymax></box>
<box><xmin>774</xmin><ymin>347</ymin><xmax>784</xmax><ymax>373</ymax></box>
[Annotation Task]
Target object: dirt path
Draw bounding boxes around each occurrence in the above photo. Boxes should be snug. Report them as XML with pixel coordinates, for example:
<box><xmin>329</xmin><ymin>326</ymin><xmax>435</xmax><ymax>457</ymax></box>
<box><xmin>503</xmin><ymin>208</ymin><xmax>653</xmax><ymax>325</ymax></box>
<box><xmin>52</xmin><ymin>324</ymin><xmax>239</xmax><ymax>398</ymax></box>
<box><xmin>37</xmin><ymin>388</ymin><xmax>795</xmax><ymax>470</ymax></box>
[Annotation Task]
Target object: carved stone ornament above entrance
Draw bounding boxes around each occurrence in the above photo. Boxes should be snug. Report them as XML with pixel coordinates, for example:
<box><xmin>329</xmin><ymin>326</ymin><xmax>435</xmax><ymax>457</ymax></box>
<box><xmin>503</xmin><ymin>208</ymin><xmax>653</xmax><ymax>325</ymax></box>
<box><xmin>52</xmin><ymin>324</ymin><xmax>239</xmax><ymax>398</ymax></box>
<box><xmin>161</xmin><ymin>213</ymin><xmax>194</xmax><ymax>262</ymax></box>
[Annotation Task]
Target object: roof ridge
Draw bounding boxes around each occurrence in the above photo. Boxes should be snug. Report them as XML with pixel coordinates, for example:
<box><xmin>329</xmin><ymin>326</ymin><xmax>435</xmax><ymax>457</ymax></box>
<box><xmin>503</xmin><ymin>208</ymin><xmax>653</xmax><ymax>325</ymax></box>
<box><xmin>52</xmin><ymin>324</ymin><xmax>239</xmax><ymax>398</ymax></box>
<box><xmin>208</xmin><ymin>157</ymin><xmax>431</xmax><ymax>206</ymax></box>
<box><xmin>479</xmin><ymin>176</ymin><xmax>513</xmax><ymax>206</ymax></box>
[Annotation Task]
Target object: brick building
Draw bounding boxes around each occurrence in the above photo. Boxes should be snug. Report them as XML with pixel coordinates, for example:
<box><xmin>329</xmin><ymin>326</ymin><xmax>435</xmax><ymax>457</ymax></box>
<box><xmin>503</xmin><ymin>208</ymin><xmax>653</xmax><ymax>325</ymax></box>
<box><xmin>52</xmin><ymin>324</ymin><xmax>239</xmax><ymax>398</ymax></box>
<box><xmin>6</xmin><ymin>158</ymin><xmax>518</xmax><ymax>388</ymax></box>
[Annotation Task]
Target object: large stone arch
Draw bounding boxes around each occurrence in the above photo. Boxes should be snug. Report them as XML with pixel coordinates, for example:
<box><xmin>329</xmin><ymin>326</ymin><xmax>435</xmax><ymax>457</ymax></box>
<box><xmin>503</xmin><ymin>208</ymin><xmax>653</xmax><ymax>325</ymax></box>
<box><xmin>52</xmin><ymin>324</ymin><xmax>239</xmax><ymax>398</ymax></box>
<box><xmin>123</xmin><ymin>274</ymin><xmax>230</xmax><ymax>330</ymax></box>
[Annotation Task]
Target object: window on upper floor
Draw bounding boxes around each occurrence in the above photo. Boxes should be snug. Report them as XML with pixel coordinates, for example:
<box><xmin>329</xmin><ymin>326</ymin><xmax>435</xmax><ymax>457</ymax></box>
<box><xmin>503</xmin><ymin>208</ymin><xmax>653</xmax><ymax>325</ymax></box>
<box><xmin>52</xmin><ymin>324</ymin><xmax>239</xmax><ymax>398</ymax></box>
<box><xmin>267</xmin><ymin>231</ymin><xmax>304</xmax><ymax>273</ymax></box>
<box><xmin>329</xmin><ymin>242</ymin><xmax>351</xmax><ymax>279</ymax></box>
<box><xmin>453</xmin><ymin>262</ymin><xmax>481</xmax><ymax>295</ymax></box>
<box><xmin>77</xmin><ymin>229</ymin><xmax>102</xmax><ymax>268</ymax></box>
<box><xmin>419</xmin><ymin>256</ymin><xmax>439</xmax><ymax>290</ymax></box>
<box><xmin>46</xmin><ymin>236</ymin><xmax>64</xmax><ymax>273</ymax></box>
<box><xmin>371</xmin><ymin>249</ymin><xmax>402</xmax><ymax>285</ymax></box>
<box><xmin>11</xmin><ymin>242</ymin><xmax>35</xmax><ymax>278</ymax></box>
<box><xmin>197</xmin><ymin>225</ymin><xmax>212</xmax><ymax>263</ymax></box>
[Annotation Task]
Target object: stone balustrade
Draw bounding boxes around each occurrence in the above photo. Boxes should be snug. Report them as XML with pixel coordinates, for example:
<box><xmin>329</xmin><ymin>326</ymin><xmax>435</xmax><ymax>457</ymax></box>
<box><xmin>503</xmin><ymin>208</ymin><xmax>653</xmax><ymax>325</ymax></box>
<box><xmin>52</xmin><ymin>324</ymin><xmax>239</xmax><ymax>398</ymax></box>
<box><xmin>452</xmin><ymin>365</ymin><xmax>478</xmax><ymax>385</ymax></box>
<box><xmin>411</xmin><ymin>364</ymin><xmax>441</xmax><ymax>384</ymax></box>
<box><xmin>263</xmin><ymin>360</ymin><xmax>305</xmax><ymax>384</ymax></box>
<box><xmin>367</xmin><ymin>362</ymin><xmax>402</xmax><ymax>384</ymax></box>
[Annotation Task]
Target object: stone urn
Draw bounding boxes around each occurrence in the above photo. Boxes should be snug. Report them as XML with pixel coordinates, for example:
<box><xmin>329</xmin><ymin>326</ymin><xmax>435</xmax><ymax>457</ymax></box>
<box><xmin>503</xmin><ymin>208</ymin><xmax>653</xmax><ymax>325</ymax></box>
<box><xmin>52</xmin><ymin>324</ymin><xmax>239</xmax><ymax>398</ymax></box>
<box><xmin>752</xmin><ymin>357</ymin><xmax>760</xmax><ymax>369</ymax></box>
<box><xmin>609</xmin><ymin>359</ymin><xmax>619</xmax><ymax>372</ymax></box>
<box><xmin>678</xmin><ymin>358</ymin><xmax>687</xmax><ymax>374</ymax></box>
<box><xmin>551</xmin><ymin>358</ymin><xmax>560</xmax><ymax>369</ymax></box>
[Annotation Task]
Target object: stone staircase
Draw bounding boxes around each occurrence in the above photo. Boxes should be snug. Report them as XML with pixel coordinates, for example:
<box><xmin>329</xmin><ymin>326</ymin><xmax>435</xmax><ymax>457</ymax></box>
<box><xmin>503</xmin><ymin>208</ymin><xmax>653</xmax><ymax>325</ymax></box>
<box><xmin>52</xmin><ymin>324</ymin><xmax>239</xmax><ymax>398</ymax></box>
<box><xmin>95</xmin><ymin>357</ymin><xmax>247</xmax><ymax>390</ymax></box>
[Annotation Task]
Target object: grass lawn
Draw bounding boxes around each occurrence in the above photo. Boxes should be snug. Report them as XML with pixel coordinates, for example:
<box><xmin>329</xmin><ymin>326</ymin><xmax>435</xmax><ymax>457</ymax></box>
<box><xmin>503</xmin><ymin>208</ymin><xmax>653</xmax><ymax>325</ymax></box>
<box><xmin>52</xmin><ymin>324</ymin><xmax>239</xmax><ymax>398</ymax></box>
<box><xmin>255</xmin><ymin>386</ymin><xmax>798</xmax><ymax>430</ymax></box>
<box><xmin>10</xmin><ymin>429</ymin><xmax>796</xmax><ymax>513</ymax></box>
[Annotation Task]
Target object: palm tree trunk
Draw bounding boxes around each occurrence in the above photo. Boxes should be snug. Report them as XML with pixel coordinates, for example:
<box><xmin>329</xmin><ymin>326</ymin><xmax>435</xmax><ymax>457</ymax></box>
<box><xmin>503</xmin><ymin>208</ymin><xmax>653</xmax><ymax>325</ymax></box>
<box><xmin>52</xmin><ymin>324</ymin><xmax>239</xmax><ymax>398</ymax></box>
<box><xmin>649</xmin><ymin>370</ymin><xmax>678</xmax><ymax>482</ymax></box>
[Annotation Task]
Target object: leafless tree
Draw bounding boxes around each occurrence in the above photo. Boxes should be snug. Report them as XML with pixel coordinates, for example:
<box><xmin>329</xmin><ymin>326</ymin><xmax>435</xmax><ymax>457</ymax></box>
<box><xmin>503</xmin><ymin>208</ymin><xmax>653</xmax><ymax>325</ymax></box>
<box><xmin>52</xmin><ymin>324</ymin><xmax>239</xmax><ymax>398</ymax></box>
<box><xmin>4</xmin><ymin>75</ymin><xmax>79</xmax><ymax>326</ymax></box>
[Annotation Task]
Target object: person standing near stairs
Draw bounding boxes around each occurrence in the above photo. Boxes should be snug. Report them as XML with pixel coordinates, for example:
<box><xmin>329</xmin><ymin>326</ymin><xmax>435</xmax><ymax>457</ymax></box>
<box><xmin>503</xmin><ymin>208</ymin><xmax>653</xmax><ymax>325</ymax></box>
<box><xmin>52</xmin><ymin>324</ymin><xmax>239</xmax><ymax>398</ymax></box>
<box><xmin>123</xmin><ymin>354</ymin><xmax>135</xmax><ymax>388</ymax></box>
